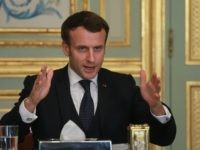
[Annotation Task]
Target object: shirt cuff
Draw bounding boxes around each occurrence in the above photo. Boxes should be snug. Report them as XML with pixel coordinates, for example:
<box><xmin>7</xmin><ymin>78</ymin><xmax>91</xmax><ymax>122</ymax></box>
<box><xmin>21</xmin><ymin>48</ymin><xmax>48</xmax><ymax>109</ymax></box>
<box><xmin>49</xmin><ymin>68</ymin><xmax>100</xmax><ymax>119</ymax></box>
<box><xmin>19</xmin><ymin>98</ymin><xmax>38</xmax><ymax>123</ymax></box>
<box><xmin>151</xmin><ymin>105</ymin><xmax>172</xmax><ymax>124</ymax></box>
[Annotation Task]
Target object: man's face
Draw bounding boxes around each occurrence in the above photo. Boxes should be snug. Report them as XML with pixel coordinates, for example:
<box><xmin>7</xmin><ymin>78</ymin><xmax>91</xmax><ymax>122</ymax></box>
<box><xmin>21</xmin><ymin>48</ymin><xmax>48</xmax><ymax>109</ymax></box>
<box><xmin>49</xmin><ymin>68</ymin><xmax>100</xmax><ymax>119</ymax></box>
<box><xmin>62</xmin><ymin>26</ymin><xmax>106</xmax><ymax>79</ymax></box>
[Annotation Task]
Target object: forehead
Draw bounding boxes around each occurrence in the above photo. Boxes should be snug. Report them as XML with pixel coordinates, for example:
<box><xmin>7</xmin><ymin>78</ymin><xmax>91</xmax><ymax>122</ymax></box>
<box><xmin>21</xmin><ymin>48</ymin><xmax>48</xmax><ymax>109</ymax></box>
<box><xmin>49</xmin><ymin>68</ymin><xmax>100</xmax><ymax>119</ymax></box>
<box><xmin>69</xmin><ymin>27</ymin><xmax>106</xmax><ymax>43</ymax></box>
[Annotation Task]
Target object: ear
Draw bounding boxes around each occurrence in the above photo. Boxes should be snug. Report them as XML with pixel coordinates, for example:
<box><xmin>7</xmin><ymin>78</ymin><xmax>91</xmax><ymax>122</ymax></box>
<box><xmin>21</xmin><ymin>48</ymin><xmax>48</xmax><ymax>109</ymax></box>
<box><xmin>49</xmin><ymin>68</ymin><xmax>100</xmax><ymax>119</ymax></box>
<box><xmin>62</xmin><ymin>41</ymin><xmax>69</xmax><ymax>56</ymax></box>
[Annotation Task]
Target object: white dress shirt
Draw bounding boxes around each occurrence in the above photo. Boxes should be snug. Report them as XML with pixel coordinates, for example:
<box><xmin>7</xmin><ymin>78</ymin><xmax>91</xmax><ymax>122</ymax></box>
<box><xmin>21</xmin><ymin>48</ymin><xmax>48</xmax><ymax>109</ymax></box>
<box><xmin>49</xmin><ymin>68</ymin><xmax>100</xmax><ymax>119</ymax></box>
<box><xmin>19</xmin><ymin>66</ymin><xmax>171</xmax><ymax>124</ymax></box>
<box><xmin>68</xmin><ymin>66</ymin><xmax>98</xmax><ymax>114</ymax></box>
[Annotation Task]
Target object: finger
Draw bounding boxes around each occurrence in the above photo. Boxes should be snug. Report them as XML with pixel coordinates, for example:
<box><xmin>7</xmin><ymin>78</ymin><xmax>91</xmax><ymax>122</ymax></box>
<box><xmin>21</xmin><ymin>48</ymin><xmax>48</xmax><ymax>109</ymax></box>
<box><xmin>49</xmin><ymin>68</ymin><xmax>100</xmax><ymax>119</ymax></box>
<box><xmin>149</xmin><ymin>79</ymin><xmax>161</xmax><ymax>93</ymax></box>
<box><xmin>140</xmin><ymin>69</ymin><xmax>146</xmax><ymax>87</ymax></box>
<box><xmin>152</xmin><ymin>74</ymin><xmax>161</xmax><ymax>93</ymax></box>
<box><xmin>156</xmin><ymin>85</ymin><xmax>161</xmax><ymax>93</ymax></box>
<box><xmin>34</xmin><ymin>66</ymin><xmax>47</xmax><ymax>88</ymax></box>
<box><xmin>36</xmin><ymin>66</ymin><xmax>45</xmax><ymax>82</ymax></box>
<box><xmin>46</xmin><ymin>68</ymin><xmax>54</xmax><ymax>82</ymax></box>
<box><xmin>151</xmin><ymin>73</ymin><xmax>158</xmax><ymax>85</ymax></box>
<box><xmin>41</xmin><ymin>65</ymin><xmax>48</xmax><ymax>78</ymax></box>
<box><xmin>35</xmin><ymin>71</ymin><xmax>43</xmax><ymax>87</ymax></box>
<box><xmin>154</xmin><ymin>75</ymin><xmax>160</xmax><ymax>85</ymax></box>
<box><xmin>151</xmin><ymin>73</ymin><xmax>161</xmax><ymax>89</ymax></box>
<box><xmin>147</xmin><ymin>81</ymin><xmax>156</xmax><ymax>93</ymax></box>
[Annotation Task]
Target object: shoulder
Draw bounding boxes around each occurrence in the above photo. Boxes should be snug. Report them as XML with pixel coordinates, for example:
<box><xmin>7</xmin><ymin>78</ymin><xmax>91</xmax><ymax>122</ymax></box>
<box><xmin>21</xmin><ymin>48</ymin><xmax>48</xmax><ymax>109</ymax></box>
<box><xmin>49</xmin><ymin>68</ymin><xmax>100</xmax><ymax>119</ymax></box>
<box><xmin>99</xmin><ymin>68</ymin><xmax>136</xmax><ymax>85</ymax></box>
<box><xmin>99</xmin><ymin>67</ymin><xmax>134</xmax><ymax>78</ymax></box>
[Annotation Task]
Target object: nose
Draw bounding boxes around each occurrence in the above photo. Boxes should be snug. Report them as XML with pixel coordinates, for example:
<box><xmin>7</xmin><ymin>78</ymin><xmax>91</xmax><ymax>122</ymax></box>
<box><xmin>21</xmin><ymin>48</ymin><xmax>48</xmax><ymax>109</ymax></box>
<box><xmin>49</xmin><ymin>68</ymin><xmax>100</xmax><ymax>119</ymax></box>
<box><xmin>87</xmin><ymin>49</ymin><xmax>95</xmax><ymax>62</ymax></box>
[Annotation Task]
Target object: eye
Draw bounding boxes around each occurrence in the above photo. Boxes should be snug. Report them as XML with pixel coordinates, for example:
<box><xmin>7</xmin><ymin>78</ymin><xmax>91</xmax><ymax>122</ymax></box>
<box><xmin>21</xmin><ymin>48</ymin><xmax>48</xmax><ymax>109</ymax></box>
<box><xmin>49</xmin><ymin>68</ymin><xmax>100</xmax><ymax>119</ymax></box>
<box><xmin>77</xmin><ymin>46</ymin><xmax>87</xmax><ymax>52</ymax></box>
<box><xmin>94</xmin><ymin>46</ymin><xmax>103</xmax><ymax>52</ymax></box>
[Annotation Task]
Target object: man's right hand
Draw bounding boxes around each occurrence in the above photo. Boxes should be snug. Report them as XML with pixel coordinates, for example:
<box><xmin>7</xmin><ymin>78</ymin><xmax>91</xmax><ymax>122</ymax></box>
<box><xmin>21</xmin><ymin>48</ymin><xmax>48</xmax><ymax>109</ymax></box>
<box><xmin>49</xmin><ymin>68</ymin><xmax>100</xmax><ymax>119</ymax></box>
<box><xmin>24</xmin><ymin>65</ymin><xmax>54</xmax><ymax>113</ymax></box>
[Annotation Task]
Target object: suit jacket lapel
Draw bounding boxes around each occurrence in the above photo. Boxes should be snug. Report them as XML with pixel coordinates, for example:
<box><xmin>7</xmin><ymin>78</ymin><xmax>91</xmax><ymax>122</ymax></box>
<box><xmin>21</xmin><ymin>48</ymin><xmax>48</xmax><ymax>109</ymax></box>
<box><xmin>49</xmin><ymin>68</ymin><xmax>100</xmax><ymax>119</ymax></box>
<box><xmin>55</xmin><ymin>66</ymin><xmax>81</xmax><ymax>128</ymax></box>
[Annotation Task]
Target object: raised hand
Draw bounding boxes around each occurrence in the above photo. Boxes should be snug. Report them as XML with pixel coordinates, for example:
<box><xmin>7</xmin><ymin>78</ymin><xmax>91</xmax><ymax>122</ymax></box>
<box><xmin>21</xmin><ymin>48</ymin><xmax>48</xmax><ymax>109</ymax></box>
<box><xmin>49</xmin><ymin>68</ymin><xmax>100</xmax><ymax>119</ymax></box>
<box><xmin>25</xmin><ymin>65</ymin><xmax>54</xmax><ymax>112</ymax></box>
<box><xmin>140</xmin><ymin>69</ymin><xmax>165</xmax><ymax>116</ymax></box>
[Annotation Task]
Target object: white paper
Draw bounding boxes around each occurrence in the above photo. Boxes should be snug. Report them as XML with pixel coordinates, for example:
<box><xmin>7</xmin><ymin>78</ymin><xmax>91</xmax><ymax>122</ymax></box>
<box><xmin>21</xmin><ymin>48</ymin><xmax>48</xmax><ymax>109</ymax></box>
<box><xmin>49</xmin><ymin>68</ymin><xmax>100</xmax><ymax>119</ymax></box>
<box><xmin>60</xmin><ymin>120</ymin><xmax>86</xmax><ymax>141</ymax></box>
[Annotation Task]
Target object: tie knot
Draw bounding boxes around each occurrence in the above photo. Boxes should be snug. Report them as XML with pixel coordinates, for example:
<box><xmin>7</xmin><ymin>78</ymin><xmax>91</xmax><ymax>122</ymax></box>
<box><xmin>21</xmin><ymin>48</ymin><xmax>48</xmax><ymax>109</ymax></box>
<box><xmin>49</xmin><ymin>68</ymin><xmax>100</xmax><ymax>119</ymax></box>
<box><xmin>79</xmin><ymin>80</ymin><xmax>91</xmax><ymax>91</ymax></box>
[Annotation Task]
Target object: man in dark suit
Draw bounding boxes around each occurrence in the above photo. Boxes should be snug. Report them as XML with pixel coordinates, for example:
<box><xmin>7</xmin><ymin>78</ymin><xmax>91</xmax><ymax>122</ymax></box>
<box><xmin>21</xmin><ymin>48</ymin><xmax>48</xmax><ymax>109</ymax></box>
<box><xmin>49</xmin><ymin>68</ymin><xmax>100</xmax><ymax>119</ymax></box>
<box><xmin>0</xmin><ymin>11</ymin><xmax>176</xmax><ymax>148</ymax></box>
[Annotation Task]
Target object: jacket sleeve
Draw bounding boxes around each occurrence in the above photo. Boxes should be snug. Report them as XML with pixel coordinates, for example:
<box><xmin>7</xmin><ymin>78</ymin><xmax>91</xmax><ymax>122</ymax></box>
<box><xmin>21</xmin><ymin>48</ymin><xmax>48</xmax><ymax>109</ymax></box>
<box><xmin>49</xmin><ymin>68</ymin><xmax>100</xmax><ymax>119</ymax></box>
<box><xmin>130</xmin><ymin>83</ymin><xmax>176</xmax><ymax>146</ymax></box>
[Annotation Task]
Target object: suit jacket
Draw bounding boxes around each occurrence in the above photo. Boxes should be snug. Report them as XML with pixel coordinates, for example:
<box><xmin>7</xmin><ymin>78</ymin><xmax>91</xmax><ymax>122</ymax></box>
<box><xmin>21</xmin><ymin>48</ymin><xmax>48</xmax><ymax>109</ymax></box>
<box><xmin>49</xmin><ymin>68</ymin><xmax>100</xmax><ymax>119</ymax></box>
<box><xmin>0</xmin><ymin>65</ymin><xmax>176</xmax><ymax>147</ymax></box>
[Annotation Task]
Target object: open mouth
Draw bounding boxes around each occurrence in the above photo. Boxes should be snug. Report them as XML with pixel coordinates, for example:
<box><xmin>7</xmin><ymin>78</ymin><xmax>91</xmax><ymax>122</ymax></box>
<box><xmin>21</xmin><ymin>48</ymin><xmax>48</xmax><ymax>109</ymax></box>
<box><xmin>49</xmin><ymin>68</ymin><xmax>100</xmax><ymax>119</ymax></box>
<box><xmin>84</xmin><ymin>66</ymin><xmax>96</xmax><ymax>72</ymax></box>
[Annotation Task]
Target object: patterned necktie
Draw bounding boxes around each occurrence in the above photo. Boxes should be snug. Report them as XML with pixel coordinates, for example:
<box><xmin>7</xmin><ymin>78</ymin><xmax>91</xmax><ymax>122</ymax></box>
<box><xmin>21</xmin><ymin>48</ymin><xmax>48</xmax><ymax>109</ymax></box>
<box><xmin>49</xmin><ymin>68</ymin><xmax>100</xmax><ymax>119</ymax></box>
<box><xmin>79</xmin><ymin>80</ymin><xmax>94</xmax><ymax>131</ymax></box>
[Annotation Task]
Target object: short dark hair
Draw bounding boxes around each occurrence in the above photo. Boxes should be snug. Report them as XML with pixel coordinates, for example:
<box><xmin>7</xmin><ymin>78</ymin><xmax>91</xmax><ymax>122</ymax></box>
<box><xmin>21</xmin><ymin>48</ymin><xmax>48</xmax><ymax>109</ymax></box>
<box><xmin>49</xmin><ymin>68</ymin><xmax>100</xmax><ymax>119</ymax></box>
<box><xmin>61</xmin><ymin>11</ymin><xmax>109</xmax><ymax>45</ymax></box>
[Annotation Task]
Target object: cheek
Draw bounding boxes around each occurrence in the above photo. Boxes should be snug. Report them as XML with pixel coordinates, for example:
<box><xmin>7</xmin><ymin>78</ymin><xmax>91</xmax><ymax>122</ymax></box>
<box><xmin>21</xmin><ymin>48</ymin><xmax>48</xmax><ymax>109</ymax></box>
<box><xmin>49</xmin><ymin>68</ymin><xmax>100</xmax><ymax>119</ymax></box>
<box><xmin>97</xmin><ymin>53</ymin><xmax>105</xmax><ymax>62</ymax></box>
<box><xmin>70</xmin><ymin>53</ymin><xmax>82</xmax><ymax>64</ymax></box>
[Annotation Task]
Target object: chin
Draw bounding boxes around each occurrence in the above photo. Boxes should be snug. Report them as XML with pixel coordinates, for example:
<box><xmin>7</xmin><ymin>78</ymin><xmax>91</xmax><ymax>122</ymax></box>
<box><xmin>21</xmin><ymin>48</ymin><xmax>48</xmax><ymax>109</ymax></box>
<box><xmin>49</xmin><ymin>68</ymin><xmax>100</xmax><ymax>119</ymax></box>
<box><xmin>84</xmin><ymin>74</ymin><xmax>96</xmax><ymax>79</ymax></box>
